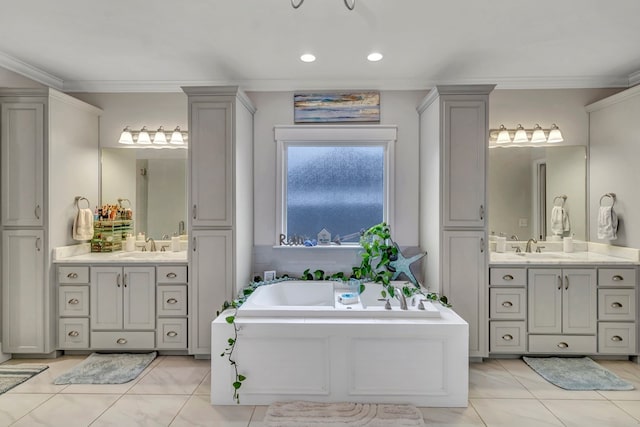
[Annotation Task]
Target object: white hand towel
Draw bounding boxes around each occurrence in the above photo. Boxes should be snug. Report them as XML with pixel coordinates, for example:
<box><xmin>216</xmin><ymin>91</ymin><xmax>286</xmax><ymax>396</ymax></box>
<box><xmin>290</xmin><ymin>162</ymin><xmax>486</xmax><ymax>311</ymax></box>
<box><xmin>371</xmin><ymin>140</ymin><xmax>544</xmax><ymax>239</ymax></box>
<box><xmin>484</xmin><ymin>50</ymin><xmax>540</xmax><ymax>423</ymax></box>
<box><xmin>597</xmin><ymin>206</ymin><xmax>618</xmax><ymax>240</ymax></box>
<box><xmin>550</xmin><ymin>206</ymin><xmax>564</xmax><ymax>235</ymax></box>
<box><xmin>73</xmin><ymin>208</ymin><xmax>94</xmax><ymax>241</ymax></box>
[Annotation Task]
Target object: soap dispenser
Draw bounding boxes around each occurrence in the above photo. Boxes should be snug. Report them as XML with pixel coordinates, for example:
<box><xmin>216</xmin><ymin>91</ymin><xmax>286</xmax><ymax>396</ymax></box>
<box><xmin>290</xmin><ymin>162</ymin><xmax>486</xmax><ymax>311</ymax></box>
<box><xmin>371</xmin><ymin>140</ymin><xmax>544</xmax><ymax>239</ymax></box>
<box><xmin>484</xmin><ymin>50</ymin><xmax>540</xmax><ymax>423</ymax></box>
<box><xmin>171</xmin><ymin>233</ymin><xmax>181</xmax><ymax>252</ymax></box>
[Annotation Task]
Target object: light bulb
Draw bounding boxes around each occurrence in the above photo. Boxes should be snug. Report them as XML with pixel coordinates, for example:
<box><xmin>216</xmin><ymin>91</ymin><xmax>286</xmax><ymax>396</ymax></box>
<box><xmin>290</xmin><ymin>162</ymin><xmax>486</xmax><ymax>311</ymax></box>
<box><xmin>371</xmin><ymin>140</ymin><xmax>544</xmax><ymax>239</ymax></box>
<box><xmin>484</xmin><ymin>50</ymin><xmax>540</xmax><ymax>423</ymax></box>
<box><xmin>513</xmin><ymin>124</ymin><xmax>528</xmax><ymax>143</ymax></box>
<box><xmin>367</xmin><ymin>52</ymin><xmax>383</xmax><ymax>62</ymax></box>
<box><xmin>153</xmin><ymin>126</ymin><xmax>167</xmax><ymax>145</ymax></box>
<box><xmin>170</xmin><ymin>126</ymin><xmax>184</xmax><ymax>145</ymax></box>
<box><xmin>496</xmin><ymin>125</ymin><xmax>511</xmax><ymax>144</ymax></box>
<box><xmin>300</xmin><ymin>53</ymin><xmax>316</xmax><ymax>63</ymax></box>
<box><xmin>137</xmin><ymin>126</ymin><xmax>151</xmax><ymax>144</ymax></box>
<box><xmin>547</xmin><ymin>124</ymin><xmax>564</xmax><ymax>143</ymax></box>
<box><xmin>530</xmin><ymin>124</ymin><xmax>546</xmax><ymax>143</ymax></box>
<box><xmin>118</xmin><ymin>126</ymin><xmax>134</xmax><ymax>145</ymax></box>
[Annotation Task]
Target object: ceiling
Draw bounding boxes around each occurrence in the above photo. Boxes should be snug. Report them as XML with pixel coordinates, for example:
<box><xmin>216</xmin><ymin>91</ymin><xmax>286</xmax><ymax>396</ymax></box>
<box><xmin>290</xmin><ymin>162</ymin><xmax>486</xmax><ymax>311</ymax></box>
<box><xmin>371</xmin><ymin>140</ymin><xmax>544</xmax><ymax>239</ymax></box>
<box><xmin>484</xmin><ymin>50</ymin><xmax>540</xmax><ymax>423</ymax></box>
<box><xmin>1</xmin><ymin>0</ymin><xmax>640</xmax><ymax>92</ymax></box>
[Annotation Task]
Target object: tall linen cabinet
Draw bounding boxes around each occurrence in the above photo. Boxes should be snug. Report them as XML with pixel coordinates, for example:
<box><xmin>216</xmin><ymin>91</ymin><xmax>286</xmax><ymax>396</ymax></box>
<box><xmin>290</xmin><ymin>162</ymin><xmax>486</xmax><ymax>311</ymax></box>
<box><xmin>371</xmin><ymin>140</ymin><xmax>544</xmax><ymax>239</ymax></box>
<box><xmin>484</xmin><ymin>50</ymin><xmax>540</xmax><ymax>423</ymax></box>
<box><xmin>183</xmin><ymin>86</ymin><xmax>255</xmax><ymax>356</ymax></box>
<box><xmin>418</xmin><ymin>85</ymin><xmax>494</xmax><ymax>359</ymax></box>
<box><xmin>1</xmin><ymin>88</ymin><xmax>100</xmax><ymax>355</ymax></box>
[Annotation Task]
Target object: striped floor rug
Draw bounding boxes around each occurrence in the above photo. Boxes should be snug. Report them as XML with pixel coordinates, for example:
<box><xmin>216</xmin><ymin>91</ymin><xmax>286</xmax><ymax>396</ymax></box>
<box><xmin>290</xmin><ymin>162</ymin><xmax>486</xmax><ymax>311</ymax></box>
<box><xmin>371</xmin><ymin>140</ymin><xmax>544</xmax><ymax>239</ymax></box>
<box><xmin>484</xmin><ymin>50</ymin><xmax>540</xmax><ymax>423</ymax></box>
<box><xmin>0</xmin><ymin>365</ymin><xmax>49</xmax><ymax>394</ymax></box>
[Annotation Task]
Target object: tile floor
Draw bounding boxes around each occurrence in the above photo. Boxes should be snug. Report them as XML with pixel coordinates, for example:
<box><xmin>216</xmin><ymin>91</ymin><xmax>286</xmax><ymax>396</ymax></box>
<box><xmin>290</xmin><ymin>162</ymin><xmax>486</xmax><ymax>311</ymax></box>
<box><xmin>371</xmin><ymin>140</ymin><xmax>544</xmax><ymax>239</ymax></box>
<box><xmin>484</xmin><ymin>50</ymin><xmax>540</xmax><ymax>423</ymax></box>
<box><xmin>1</xmin><ymin>355</ymin><xmax>640</xmax><ymax>426</ymax></box>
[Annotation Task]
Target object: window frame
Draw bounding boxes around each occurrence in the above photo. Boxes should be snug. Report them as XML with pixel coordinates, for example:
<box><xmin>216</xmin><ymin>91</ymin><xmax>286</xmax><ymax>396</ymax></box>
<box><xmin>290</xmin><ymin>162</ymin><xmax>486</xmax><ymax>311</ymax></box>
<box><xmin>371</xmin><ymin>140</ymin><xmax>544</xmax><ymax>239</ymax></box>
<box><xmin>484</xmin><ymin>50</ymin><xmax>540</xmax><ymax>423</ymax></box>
<box><xmin>274</xmin><ymin>125</ymin><xmax>397</xmax><ymax>246</ymax></box>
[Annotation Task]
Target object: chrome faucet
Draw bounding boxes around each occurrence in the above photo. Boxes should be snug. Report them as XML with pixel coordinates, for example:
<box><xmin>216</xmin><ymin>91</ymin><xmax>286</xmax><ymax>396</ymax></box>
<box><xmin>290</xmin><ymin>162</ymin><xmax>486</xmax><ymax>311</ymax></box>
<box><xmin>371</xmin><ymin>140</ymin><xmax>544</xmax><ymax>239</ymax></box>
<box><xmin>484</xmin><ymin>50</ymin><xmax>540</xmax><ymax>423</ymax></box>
<box><xmin>394</xmin><ymin>287</ymin><xmax>408</xmax><ymax>310</ymax></box>
<box><xmin>525</xmin><ymin>238</ymin><xmax>538</xmax><ymax>253</ymax></box>
<box><xmin>146</xmin><ymin>237</ymin><xmax>157</xmax><ymax>252</ymax></box>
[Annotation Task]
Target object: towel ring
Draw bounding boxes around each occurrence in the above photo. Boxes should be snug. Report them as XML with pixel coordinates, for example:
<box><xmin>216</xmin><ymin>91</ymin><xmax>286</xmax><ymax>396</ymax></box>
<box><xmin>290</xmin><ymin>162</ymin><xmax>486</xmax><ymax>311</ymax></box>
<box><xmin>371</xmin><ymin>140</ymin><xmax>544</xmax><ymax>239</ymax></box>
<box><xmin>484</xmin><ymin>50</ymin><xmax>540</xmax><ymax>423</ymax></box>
<box><xmin>553</xmin><ymin>195</ymin><xmax>567</xmax><ymax>207</ymax></box>
<box><xmin>74</xmin><ymin>196</ymin><xmax>91</xmax><ymax>209</ymax></box>
<box><xmin>599</xmin><ymin>193</ymin><xmax>616</xmax><ymax>207</ymax></box>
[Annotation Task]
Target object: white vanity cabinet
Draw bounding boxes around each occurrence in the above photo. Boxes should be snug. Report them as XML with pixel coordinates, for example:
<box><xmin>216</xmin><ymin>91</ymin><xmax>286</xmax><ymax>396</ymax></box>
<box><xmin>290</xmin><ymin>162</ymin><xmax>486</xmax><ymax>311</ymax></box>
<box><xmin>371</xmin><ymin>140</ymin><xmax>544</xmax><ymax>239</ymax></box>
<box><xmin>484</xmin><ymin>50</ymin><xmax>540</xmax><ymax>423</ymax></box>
<box><xmin>489</xmin><ymin>268</ymin><xmax>527</xmax><ymax>353</ymax></box>
<box><xmin>90</xmin><ymin>266</ymin><xmax>156</xmax><ymax>349</ymax></box>
<box><xmin>418</xmin><ymin>85</ymin><xmax>494</xmax><ymax>359</ymax></box>
<box><xmin>2</xmin><ymin>230</ymin><xmax>44</xmax><ymax>353</ymax></box>
<box><xmin>57</xmin><ymin>266</ymin><xmax>90</xmax><ymax>349</ymax></box>
<box><xmin>597</xmin><ymin>268</ymin><xmax>637</xmax><ymax>354</ymax></box>
<box><xmin>1</xmin><ymin>88</ymin><xmax>101</xmax><ymax>355</ymax></box>
<box><xmin>184</xmin><ymin>86</ymin><xmax>255</xmax><ymax>356</ymax></box>
<box><xmin>156</xmin><ymin>266</ymin><xmax>188</xmax><ymax>349</ymax></box>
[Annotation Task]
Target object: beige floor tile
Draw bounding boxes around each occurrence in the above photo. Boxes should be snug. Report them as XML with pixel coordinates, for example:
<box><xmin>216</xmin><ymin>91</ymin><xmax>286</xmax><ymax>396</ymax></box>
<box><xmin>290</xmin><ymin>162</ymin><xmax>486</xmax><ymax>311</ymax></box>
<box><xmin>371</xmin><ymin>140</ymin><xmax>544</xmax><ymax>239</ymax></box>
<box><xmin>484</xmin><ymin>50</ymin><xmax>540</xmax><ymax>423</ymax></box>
<box><xmin>248</xmin><ymin>406</ymin><xmax>268</xmax><ymax>427</ymax></box>
<box><xmin>5</xmin><ymin>358</ymin><xmax>84</xmax><ymax>394</ymax></box>
<box><xmin>419</xmin><ymin>406</ymin><xmax>486</xmax><ymax>426</ymax></box>
<box><xmin>10</xmin><ymin>393</ymin><xmax>119</xmax><ymax>427</ymax></box>
<box><xmin>127</xmin><ymin>364</ymin><xmax>210</xmax><ymax>395</ymax></box>
<box><xmin>614</xmin><ymin>401</ymin><xmax>640</xmax><ymax>422</ymax></box>
<box><xmin>593</xmin><ymin>361</ymin><xmax>640</xmax><ymax>401</ymax></box>
<box><xmin>170</xmin><ymin>395</ymin><xmax>254</xmax><ymax>427</ymax></box>
<box><xmin>194</xmin><ymin>372</ymin><xmax>211</xmax><ymax>395</ymax></box>
<box><xmin>91</xmin><ymin>394</ymin><xmax>189</xmax><ymax>426</ymax></box>
<box><xmin>0</xmin><ymin>393</ymin><xmax>53</xmax><ymax>426</ymax></box>
<box><xmin>496</xmin><ymin>358</ymin><xmax>605</xmax><ymax>400</ymax></box>
<box><xmin>542</xmin><ymin>399</ymin><xmax>640</xmax><ymax>427</ymax></box>
<box><xmin>469</xmin><ymin>360</ymin><xmax>533</xmax><ymax>399</ymax></box>
<box><xmin>471</xmin><ymin>398</ymin><xmax>563</xmax><ymax>427</ymax></box>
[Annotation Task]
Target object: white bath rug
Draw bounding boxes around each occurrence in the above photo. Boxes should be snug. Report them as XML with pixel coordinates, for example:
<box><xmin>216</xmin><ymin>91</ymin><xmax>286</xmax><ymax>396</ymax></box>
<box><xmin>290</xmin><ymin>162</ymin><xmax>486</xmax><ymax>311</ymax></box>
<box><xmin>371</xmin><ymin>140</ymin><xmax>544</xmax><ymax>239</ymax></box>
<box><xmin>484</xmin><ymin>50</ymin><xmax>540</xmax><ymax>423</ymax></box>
<box><xmin>264</xmin><ymin>401</ymin><xmax>425</xmax><ymax>427</ymax></box>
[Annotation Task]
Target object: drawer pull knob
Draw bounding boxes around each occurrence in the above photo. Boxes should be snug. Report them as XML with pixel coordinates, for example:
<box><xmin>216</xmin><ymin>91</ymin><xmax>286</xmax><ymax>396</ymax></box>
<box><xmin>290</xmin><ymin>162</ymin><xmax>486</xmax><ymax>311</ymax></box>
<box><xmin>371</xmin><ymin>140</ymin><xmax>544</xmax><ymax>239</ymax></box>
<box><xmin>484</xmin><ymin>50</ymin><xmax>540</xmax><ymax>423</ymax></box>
<box><xmin>67</xmin><ymin>272</ymin><xmax>78</xmax><ymax>279</ymax></box>
<box><xmin>68</xmin><ymin>331</ymin><xmax>80</xmax><ymax>337</ymax></box>
<box><xmin>611</xmin><ymin>335</ymin><xmax>623</xmax><ymax>342</ymax></box>
<box><xmin>557</xmin><ymin>342</ymin><xmax>569</xmax><ymax>349</ymax></box>
<box><xmin>502</xmin><ymin>274</ymin><xmax>514</xmax><ymax>281</ymax></box>
<box><xmin>501</xmin><ymin>301</ymin><xmax>513</xmax><ymax>308</ymax></box>
<box><xmin>166</xmin><ymin>272</ymin><xmax>177</xmax><ymax>279</ymax></box>
<box><xmin>167</xmin><ymin>331</ymin><xmax>178</xmax><ymax>337</ymax></box>
<box><xmin>167</xmin><ymin>298</ymin><xmax>178</xmax><ymax>304</ymax></box>
<box><xmin>612</xmin><ymin>275</ymin><xmax>624</xmax><ymax>281</ymax></box>
<box><xmin>502</xmin><ymin>334</ymin><xmax>513</xmax><ymax>341</ymax></box>
<box><xmin>116</xmin><ymin>338</ymin><xmax>127</xmax><ymax>345</ymax></box>
<box><xmin>611</xmin><ymin>302</ymin><xmax>623</xmax><ymax>308</ymax></box>
<box><xmin>68</xmin><ymin>298</ymin><xmax>79</xmax><ymax>305</ymax></box>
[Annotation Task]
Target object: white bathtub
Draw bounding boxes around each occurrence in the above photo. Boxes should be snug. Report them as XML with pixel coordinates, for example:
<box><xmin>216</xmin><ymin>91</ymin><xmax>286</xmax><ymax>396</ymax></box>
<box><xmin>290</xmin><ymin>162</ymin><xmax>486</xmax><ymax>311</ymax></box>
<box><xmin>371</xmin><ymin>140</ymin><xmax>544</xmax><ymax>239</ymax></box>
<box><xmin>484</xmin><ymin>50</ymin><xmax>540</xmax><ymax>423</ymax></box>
<box><xmin>237</xmin><ymin>280</ymin><xmax>442</xmax><ymax>318</ymax></box>
<box><xmin>212</xmin><ymin>280</ymin><xmax>468</xmax><ymax>407</ymax></box>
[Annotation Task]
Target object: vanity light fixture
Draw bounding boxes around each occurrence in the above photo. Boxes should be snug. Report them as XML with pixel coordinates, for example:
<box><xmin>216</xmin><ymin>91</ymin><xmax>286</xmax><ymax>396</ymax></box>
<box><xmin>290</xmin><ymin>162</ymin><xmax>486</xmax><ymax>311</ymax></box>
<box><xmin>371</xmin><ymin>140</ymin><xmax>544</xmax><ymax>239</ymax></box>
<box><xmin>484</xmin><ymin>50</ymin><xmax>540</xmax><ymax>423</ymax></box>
<box><xmin>530</xmin><ymin>124</ymin><xmax>546</xmax><ymax>143</ymax></box>
<box><xmin>489</xmin><ymin>124</ymin><xmax>564</xmax><ymax>147</ymax></box>
<box><xmin>118</xmin><ymin>126</ymin><xmax>188</xmax><ymax>147</ymax></box>
<box><xmin>152</xmin><ymin>126</ymin><xmax>167</xmax><ymax>145</ymax></box>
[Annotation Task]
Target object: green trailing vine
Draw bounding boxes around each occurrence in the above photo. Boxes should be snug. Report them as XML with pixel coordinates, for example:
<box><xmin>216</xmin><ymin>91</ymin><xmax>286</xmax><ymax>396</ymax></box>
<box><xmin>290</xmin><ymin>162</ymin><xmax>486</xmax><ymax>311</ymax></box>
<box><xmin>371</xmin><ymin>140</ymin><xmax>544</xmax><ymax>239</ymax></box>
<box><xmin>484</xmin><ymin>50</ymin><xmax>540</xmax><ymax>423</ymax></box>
<box><xmin>218</xmin><ymin>222</ymin><xmax>450</xmax><ymax>404</ymax></box>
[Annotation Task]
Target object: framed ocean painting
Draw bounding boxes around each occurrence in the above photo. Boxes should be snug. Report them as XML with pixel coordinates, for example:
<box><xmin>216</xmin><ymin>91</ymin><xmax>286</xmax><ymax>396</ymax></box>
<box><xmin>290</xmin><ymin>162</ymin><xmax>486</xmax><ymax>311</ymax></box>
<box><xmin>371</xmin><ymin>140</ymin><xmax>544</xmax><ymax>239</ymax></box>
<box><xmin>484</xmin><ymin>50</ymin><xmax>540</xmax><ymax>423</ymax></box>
<box><xmin>294</xmin><ymin>92</ymin><xmax>380</xmax><ymax>123</ymax></box>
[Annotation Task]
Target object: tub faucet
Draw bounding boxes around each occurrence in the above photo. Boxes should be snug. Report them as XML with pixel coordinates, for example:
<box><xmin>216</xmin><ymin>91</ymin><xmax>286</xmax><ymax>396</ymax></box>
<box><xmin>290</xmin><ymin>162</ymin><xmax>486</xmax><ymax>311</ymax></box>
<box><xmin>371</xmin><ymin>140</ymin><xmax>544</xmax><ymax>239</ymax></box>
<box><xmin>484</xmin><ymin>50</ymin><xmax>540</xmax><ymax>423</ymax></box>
<box><xmin>394</xmin><ymin>287</ymin><xmax>408</xmax><ymax>310</ymax></box>
<box><xmin>525</xmin><ymin>238</ymin><xmax>537</xmax><ymax>253</ymax></box>
<box><xmin>146</xmin><ymin>237</ymin><xmax>157</xmax><ymax>252</ymax></box>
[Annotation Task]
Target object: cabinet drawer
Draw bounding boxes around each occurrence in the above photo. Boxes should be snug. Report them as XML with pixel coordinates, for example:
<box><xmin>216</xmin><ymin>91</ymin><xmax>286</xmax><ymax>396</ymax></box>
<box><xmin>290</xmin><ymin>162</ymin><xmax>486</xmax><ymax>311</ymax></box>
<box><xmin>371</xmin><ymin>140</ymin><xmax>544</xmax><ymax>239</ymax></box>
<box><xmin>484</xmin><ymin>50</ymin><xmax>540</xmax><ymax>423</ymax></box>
<box><xmin>598</xmin><ymin>289</ymin><xmax>635</xmax><ymax>321</ymax></box>
<box><xmin>91</xmin><ymin>331</ymin><xmax>155</xmax><ymax>350</ymax></box>
<box><xmin>58</xmin><ymin>318</ymin><xmax>89</xmax><ymax>349</ymax></box>
<box><xmin>156</xmin><ymin>319</ymin><xmax>188</xmax><ymax>349</ymax></box>
<box><xmin>490</xmin><ymin>321</ymin><xmax>526</xmax><ymax>353</ymax></box>
<box><xmin>58</xmin><ymin>266</ymin><xmax>89</xmax><ymax>284</ymax></box>
<box><xmin>528</xmin><ymin>335</ymin><xmax>596</xmax><ymax>354</ymax></box>
<box><xmin>490</xmin><ymin>268</ymin><xmax>526</xmax><ymax>286</ymax></box>
<box><xmin>58</xmin><ymin>285</ymin><xmax>89</xmax><ymax>317</ymax></box>
<box><xmin>598</xmin><ymin>268</ymin><xmax>636</xmax><ymax>287</ymax></box>
<box><xmin>157</xmin><ymin>266</ymin><xmax>187</xmax><ymax>284</ymax></box>
<box><xmin>157</xmin><ymin>285</ymin><xmax>187</xmax><ymax>316</ymax></box>
<box><xmin>598</xmin><ymin>323</ymin><xmax>636</xmax><ymax>354</ymax></box>
<box><xmin>490</xmin><ymin>288</ymin><xmax>526</xmax><ymax>319</ymax></box>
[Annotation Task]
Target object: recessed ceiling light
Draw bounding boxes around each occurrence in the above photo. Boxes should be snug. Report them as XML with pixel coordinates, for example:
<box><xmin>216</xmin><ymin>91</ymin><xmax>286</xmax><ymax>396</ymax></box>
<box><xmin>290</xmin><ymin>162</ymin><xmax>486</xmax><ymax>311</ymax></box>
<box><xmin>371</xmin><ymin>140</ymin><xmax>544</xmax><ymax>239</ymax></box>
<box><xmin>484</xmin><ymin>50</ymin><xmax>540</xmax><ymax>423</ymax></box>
<box><xmin>367</xmin><ymin>52</ymin><xmax>383</xmax><ymax>62</ymax></box>
<box><xmin>300</xmin><ymin>53</ymin><xmax>316</xmax><ymax>63</ymax></box>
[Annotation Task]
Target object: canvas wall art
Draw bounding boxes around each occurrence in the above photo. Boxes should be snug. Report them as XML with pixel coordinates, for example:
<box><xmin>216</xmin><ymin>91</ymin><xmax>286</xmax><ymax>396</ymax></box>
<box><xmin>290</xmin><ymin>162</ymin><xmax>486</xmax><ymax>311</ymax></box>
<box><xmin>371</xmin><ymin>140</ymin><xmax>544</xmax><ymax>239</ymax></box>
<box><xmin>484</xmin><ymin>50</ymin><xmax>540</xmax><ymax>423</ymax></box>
<box><xmin>294</xmin><ymin>92</ymin><xmax>380</xmax><ymax>123</ymax></box>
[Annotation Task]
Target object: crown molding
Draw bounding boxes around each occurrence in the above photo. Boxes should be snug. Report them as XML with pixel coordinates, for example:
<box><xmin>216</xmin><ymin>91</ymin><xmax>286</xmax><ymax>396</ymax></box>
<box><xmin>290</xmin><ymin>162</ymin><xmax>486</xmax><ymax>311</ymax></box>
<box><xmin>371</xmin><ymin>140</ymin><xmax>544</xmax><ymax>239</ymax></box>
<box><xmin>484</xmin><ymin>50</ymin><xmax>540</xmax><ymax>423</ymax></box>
<box><xmin>0</xmin><ymin>51</ymin><xmax>63</xmax><ymax>90</ymax></box>
<box><xmin>585</xmin><ymin>84</ymin><xmax>640</xmax><ymax>112</ymax></box>
<box><xmin>629</xmin><ymin>69</ymin><xmax>640</xmax><ymax>87</ymax></box>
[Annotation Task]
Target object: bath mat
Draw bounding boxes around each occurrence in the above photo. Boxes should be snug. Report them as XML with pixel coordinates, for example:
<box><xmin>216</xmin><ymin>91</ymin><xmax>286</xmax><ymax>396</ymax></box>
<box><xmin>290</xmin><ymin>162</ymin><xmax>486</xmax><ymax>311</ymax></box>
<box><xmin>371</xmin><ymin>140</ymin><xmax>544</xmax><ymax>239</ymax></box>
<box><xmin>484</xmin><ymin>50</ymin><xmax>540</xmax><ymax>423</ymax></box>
<box><xmin>0</xmin><ymin>365</ymin><xmax>49</xmax><ymax>394</ymax></box>
<box><xmin>264</xmin><ymin>401</ymin><xmax>425</xmax><ymax>427</ymax></box>
<box><xmin>523</xmin><ymin>356</ymin><xmax>634</xmax><ymax>390</ymax></box>
<box><xmin>53</xmin><ymin>352</ymin><xmax>156</xmax><ymax>384</ymax></box>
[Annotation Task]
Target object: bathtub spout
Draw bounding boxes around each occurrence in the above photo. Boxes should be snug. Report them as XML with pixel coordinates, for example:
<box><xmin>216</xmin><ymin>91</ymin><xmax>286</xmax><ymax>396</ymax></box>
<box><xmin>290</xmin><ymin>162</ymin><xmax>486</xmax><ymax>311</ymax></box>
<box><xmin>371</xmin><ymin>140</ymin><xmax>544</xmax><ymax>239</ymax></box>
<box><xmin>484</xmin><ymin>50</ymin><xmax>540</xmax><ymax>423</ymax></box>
<box><xmin>394</xmin><ymin>287</ymin><xmax>408</xmax><ymax>310</ymax></box>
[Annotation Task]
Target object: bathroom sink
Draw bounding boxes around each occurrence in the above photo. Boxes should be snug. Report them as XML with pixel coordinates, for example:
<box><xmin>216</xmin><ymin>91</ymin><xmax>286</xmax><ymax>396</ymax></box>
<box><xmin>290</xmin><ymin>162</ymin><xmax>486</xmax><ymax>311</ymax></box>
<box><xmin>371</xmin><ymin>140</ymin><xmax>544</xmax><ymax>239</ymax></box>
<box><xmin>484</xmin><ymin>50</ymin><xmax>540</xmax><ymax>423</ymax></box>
<box><xmin>521</xmin><ymin>252</ymin><xmax>567</xmax><ymax>259</ymax></box>
<box><xmin>115</xmin><ymin>251</ymin><xmax>186</xmax><ymax>261</ymax></box>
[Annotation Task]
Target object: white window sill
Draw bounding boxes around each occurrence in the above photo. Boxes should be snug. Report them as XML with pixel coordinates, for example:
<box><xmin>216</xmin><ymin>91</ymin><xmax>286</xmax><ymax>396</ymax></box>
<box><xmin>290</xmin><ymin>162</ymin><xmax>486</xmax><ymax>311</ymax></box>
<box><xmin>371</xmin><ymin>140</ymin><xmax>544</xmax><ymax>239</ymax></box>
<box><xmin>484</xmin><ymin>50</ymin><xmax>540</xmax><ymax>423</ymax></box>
<box><xmin>272</xmin><ymin>244</ymin><xmax>362</xmax><ymax>250</ymax></box>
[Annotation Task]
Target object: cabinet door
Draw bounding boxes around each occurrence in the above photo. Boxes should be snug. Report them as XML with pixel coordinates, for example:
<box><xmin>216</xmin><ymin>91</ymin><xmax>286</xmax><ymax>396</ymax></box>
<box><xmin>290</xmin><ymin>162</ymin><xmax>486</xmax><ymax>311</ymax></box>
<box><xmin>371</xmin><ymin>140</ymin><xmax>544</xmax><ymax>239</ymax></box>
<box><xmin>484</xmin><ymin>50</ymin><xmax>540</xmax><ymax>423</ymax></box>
<box><xmin>1</xmin><ymin>102</ymin><xmax>44</xmax><ymax>227</ymax></box>
<box><xmin>528</xmin><ymin>269</ymin><xmax>562</xmax><ymax>334</ymax></box>
<box><xmin>189</xmin><ymin>101</ymin><xmax>233</xmax><ymax>227</ymax></box>
<box><xmin>190</xmin><ymin>229</ymin><xmax>233</xmax><ymax>355</ymax></box>
<box><xmin>442</xmin><ymin>230</ymin><xmax>487</xmax><ymax>357</ymax></box>
<box><xmin>442</xmin><ymin>99</ymin><xmax>486</xmax><ymax>228</ymax></box>
<box><xmin>562</xmin><ymin>269</ymin><xmax>597</xmax><ymax>334</ymax></box>
<box><xmin>2</xmin><ymin>230</ymin><xmax>44</xmax><ymax>352</ymax></box>
<box><xmin>123</xmin><ymin>266</ymin><xmax>155</xmax><ymax>330</ymax></box>
<box><xmin>91</xmin><ymin>267</ymin><xmax>123</xmax><ymax>330</ymax></box>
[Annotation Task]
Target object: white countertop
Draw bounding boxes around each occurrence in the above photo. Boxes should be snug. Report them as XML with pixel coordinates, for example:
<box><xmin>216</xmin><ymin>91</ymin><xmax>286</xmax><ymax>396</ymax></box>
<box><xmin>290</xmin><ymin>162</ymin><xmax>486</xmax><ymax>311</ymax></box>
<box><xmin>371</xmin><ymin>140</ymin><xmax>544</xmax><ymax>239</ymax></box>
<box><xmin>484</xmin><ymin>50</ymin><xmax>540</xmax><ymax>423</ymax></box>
<box><xmin>490</xmin><ymin>251</ymin><xmax>638</xmax><ymax>265</ymax></box>
<box><xmin>52</xmin><ymin>243</ymin><xmax>187</xmax><ymax>264</ymax></box>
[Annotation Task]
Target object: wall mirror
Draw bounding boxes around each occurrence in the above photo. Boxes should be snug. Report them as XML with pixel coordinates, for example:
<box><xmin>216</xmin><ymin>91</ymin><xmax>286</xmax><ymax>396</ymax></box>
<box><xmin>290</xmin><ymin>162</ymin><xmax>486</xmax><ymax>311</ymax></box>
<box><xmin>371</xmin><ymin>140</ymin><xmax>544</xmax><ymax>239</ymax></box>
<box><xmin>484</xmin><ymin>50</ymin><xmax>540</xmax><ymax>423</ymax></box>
<box><xmin>488</xmin><ymin>145</ymin><xmax>586</xmax><ymax>241</ymax></box>
<box><xmin>101</xmin><ymin>148</ymin><xmax>187</xmax><ymax>240</ymax></box>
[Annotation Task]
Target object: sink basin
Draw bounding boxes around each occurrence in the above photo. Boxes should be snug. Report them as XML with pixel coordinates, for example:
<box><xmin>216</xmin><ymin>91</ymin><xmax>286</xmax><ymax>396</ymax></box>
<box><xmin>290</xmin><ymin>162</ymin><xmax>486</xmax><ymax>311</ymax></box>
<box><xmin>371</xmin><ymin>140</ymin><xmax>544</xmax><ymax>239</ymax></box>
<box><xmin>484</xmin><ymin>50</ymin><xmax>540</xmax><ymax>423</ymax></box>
<box><xmin>115</xmin><ymin>251</ymin><xmax>186</xmax><ymax>260</ymax></box>
<box><xmin>521</xmin><ymin>252</ymin><xmax>568</xmax><ymax>259</ymax></box>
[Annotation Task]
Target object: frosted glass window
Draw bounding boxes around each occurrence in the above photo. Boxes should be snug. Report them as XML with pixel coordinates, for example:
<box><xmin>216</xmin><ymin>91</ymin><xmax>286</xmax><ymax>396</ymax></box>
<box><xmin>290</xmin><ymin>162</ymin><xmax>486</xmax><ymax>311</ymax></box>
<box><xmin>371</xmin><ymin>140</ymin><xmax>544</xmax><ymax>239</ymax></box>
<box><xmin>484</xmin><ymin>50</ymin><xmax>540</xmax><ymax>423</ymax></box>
<box><xmin>286</xmin><ymin>146</ymin><xmax>384</xmax><ymax>241</ymax></box>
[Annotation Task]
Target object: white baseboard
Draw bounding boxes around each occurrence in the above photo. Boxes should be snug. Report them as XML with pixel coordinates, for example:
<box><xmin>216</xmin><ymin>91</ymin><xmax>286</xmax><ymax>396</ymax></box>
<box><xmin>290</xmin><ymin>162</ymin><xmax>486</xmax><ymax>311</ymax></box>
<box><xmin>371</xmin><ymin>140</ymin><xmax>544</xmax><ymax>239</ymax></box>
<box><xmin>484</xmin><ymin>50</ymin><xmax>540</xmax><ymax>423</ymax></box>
<box><xmin>0</xmin><ymin>342</ymin><xmax>11</xmax><ymax>363</ymax></box>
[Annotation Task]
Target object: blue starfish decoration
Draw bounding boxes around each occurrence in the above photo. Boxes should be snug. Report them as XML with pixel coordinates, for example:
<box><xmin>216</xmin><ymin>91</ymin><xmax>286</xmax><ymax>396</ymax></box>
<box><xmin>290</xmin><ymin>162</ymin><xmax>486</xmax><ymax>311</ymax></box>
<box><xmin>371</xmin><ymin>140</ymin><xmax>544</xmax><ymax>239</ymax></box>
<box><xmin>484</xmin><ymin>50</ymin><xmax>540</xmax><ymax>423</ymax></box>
<box><xmin>386</xmin><ymin>242</ymin><xmax>426</xmax><ymax>287</ymax></box>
